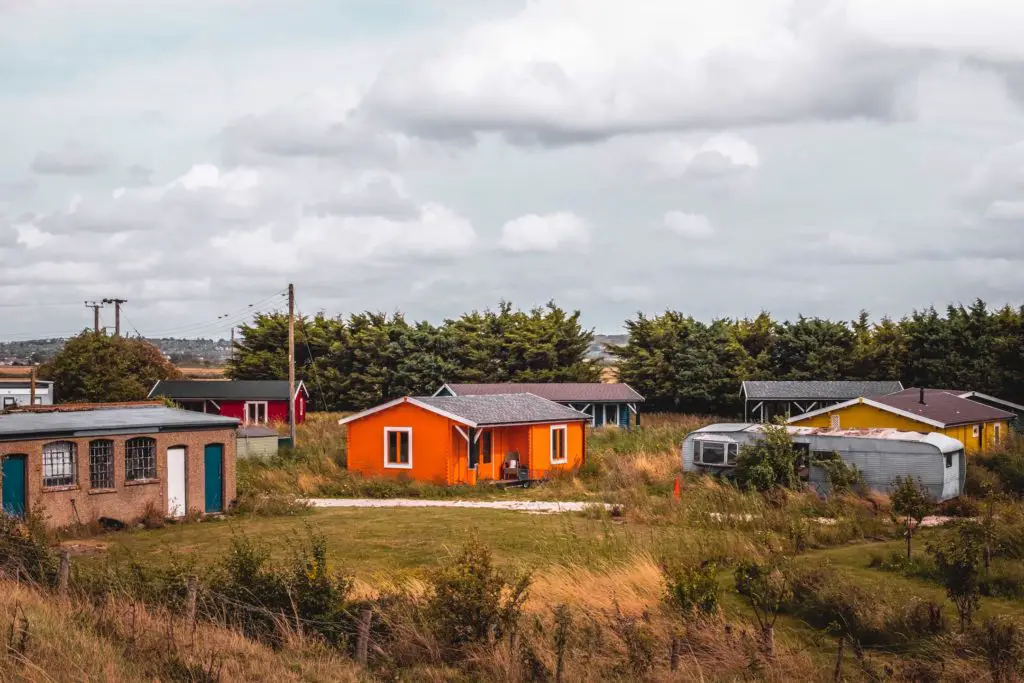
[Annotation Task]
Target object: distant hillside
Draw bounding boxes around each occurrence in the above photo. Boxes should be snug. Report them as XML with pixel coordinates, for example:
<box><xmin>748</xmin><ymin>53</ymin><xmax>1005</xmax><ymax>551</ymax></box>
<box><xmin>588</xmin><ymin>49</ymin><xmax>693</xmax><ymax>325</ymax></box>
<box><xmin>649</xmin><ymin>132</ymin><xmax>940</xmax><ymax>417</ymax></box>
<box><xmin>0</xmin><ymin>337</ymin><xmax>230</xmax><ymax>366</ymax></box>
<box><xmin>589</xmin><ymin>334</ymin><xmax>629</xmax><ymax>361</ymax></box>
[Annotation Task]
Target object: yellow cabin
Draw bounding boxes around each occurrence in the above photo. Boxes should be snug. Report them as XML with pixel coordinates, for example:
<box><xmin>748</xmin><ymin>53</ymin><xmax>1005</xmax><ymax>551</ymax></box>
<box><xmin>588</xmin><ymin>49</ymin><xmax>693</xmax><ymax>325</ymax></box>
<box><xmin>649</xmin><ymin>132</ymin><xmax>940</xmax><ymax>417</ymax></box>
<box><xmin>788</xmin><ymin>388</ymin><xmax>1013</xmax><ymax>455</ymax></box>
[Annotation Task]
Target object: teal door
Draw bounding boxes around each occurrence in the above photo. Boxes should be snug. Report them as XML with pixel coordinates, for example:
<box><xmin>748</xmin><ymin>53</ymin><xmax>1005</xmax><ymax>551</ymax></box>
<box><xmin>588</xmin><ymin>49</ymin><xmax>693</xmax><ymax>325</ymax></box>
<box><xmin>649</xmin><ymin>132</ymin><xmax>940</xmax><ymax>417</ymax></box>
<box><xmin>203</xmin><ymin>444</ymin><xmax>224</xmax><ymax>513</ymax></box>
<box><xmin>2</xmin><ymin>455</ymin><xmax>27</xmax><ymax>517</ymax></box>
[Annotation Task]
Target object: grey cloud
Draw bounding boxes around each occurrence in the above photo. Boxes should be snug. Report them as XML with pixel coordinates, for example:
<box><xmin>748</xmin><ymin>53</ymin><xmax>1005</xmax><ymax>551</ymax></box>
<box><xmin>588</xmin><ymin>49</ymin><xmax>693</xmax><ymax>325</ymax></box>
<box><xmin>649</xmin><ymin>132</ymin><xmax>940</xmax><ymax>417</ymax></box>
<box><xmin>30</xmin><ymin>142</ymin><xmax>109</xmax><ymax>176</ymax></box>
<box><xmin>125</xmin><ymin>164</ymin><xmax>154</xmax><ymax>186</ymax></box>
<box><xmin>0</xmin><ymin>178</ymin><xmax>37</xmax><ymax>202</ymax></box>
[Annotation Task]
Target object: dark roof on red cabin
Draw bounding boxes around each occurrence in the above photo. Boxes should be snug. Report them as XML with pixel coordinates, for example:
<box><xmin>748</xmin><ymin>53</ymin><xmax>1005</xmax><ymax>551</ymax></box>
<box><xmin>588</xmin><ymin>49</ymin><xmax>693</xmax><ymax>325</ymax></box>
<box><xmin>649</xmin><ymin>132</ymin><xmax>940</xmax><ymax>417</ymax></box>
<box><xmin>438</xmin><ymin>382</ymin><xmax>644</xmax><ymax>403</ymax></box>
<box><xmin>149</xmin><ymin>380</ymin><xmax>307</xmax><ymax>401</ymax></box>
<box><xmin>870</xmin><ymin>388</ymin><xmax>1014</xmax><ymax>427</ymax></box>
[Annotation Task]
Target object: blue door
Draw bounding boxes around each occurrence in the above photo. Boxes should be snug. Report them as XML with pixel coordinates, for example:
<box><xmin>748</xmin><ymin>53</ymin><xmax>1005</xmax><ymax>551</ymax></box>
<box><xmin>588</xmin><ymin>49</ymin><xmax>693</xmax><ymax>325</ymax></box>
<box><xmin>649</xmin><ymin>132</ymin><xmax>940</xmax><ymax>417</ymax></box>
<box><xmin>2</xmin><ymin>455</ymin><xmax>27</xmax><ymax>517</ymax></box>
<box><xmin>204</xmin><ymin>444</ymin><xmax>224</xmax><ymax>513</ymax></box>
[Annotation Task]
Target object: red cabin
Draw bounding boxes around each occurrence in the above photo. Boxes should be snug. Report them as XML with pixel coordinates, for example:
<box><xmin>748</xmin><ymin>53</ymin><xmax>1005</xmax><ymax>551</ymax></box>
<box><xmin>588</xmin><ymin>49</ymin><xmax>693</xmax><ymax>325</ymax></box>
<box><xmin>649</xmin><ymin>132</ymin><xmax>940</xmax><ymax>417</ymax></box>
<box><xmin>149</xmin><ymin>380</ymin><xmax>308</xmax><ymax>425</ymax></box>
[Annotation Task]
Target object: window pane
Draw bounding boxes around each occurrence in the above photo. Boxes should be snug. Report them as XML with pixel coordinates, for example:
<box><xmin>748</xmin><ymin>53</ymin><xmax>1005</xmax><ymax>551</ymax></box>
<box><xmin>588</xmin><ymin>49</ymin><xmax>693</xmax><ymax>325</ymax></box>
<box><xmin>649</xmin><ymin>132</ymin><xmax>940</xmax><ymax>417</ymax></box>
<box><xmin>482</xmin><ymin>432</ymin><xmax>492</xmax><ymax>464</ymax></box>
<box><xmin>399</xmin><ymin>432</ymin><xmax>409</xmax><ymax>463</ymax></box>
<box><xmin>700</xmin><ymin>442</ymin><xmax>726</xmax><ymax>464</ymax></box>
<box><xmin>89</xmin><ymin>440</ymin><xmax>115</xmax><ymax>489</ymax></box>
<box><xmin>126</xmin><ymin>438</ymin><xmax>156</xmax><ymax>481</ymax></box>
<box><xmin>42</xmin><ymin>441</ymin><xmax>76</xmax><ymax>487</ymax></box>
<box><xmin>387</xmin><ymin>431</ymin><xmax>397</xmax><ymax>463</ymax></box>
<box><xmin>727</xmin><ymin>443</ymin><xmax>738</xmax><ymax>465</ymax></box>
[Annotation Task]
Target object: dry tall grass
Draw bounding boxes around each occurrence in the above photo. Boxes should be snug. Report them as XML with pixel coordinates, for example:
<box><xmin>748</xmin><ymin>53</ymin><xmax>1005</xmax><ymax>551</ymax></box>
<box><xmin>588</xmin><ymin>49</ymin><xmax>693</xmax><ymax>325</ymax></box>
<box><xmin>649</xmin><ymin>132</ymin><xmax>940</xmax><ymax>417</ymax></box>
<box><xmin>0</xmin><ymin>580</ymin><xmax>364</xmax><ymax>682</ymax></box>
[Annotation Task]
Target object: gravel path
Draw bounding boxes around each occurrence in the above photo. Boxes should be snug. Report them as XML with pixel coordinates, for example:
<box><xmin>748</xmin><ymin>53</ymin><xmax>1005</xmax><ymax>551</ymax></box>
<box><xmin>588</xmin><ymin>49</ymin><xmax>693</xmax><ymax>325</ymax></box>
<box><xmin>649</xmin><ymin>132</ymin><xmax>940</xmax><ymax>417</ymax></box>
<box><xmin>302</xmin><ymin>498</ymin><xmax>607</xmax><ymax>513</ymax></box>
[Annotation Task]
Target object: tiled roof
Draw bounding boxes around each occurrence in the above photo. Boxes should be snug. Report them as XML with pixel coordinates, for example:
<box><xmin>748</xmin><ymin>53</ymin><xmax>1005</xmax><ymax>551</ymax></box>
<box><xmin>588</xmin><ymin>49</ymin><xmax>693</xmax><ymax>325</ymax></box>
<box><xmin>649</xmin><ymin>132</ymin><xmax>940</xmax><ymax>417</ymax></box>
<box><xmin>742</xmin><ymin>380</ymin><xmax>904</xmax><ymax>400</ymax></box>
<box><xmin>150</xmin><ymin>380</ymin><xmax>305</xmax><ymax>401</ymax></box>
<box><xmin>415</xmin><ymin>394</ymin><xmax>590</xmax><ymax>426</ymax></box>
<box><xmin>440</xmin><ymin>382</ymin><xmax>644</xmax><ymax>403</ymax></box>
<box><xmin>0</xmin><ymin>405</ymin><xmax>238</xmax><ymax>440</ymax></box>
<box><xmin>872</xmin><ymin>389</ymin><xmax>1014</xmax><ymax>427</ymax></box>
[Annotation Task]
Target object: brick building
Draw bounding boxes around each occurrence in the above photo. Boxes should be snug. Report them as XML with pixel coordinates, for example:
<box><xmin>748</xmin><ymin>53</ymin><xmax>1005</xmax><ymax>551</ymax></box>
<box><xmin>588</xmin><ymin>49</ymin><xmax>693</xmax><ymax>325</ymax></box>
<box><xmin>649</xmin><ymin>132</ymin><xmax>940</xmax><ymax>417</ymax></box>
<box><xmin>0</xmin><ymin>405</ymin><xmax>238</xmax><ymax>527</ymax></box>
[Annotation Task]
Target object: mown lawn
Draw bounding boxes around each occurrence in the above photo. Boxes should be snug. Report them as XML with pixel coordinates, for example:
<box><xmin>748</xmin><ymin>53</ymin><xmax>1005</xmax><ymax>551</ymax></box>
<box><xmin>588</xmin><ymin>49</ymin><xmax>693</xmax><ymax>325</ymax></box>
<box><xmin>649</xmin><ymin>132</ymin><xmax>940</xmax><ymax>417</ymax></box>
<box><xmin>89</xmin><ymin>507</ymin><xmax>637</xmax><ymax>578</ymax></box>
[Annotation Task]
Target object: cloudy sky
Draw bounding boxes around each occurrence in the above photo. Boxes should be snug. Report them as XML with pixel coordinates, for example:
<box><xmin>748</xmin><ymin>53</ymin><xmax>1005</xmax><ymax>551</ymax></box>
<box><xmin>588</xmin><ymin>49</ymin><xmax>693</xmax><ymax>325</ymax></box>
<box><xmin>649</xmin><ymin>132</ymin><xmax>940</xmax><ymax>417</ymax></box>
<box><xmin>3</xmin><ymin>0</ymin><xmax>1024</xmax><ymax>340</ymax></box>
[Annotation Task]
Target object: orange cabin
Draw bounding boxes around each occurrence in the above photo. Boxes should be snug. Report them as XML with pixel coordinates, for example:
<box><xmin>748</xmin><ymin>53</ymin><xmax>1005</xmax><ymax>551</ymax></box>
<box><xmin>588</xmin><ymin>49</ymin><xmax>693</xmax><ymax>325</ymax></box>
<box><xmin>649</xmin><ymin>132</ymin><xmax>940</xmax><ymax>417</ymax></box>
<box><xmin>338</xmin><ymin>394</ymin><xmax>589</xmax><ymax>485</ymax></box>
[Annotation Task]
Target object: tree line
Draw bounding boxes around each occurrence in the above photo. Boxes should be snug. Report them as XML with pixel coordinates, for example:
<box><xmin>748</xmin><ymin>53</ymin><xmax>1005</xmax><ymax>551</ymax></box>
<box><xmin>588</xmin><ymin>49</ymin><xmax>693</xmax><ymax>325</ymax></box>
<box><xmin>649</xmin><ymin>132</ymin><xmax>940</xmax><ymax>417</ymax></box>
<box><xmin>34</xmin><ymin>299</ymin><xmax>1024</xmax><ymax>415</ymax></box>
<box><xmin>614</xmin><ymin>301</ymin><xmax>1024</xmax><ymax>413</ymax></box>
<box><xmin>227</xmin><ymin>302</ymin><xmax>599</xmax><ymax>410</ymax></box>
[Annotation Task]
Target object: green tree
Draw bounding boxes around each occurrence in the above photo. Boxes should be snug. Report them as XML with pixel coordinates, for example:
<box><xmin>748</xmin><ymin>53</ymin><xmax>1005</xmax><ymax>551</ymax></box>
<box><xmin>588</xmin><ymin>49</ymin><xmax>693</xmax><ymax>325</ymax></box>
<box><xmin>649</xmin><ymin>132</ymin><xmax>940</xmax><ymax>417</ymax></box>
<box><xmin>928</xmin><ymin>522</ymin><xmax>985</xmax><ymax>631</ymax></box>
<box><xmin>39</xmin><ymin>331</ymin><xmax>180</xmax><ymax>403</ymax></box>
<box><xmin>614</xmin><ymin>313</ymin><xmax>747</xmax><ymax>413</ymax></box>
<box><xmin>734</xmin><ymin>556</ymin><xmax>792</xmax><ymax>658</ymax></box>
<box><xmin>734</xmin><ymin>423</ymin><xmax>801</xmax><ymax>492</ymax></box>
<box><xmin>771</xmin><ymin>316</ymin><xmax>856</xmax><ymax>380</ymax></box>
<box><xmin>890</xmin><ymin>476</ymin><xmax>935</xmax><ymax>560</ymax></box>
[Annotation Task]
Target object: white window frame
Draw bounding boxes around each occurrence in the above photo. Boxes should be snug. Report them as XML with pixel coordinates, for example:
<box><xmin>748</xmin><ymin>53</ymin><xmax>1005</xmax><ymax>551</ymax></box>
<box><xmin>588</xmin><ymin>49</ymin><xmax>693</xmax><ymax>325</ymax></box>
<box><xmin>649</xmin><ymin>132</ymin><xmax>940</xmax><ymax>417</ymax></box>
<box><xmin>42</xmin><ymin>441</ymin><xmax>77</xmax><ymax>488</ymax></box>
<box><xmin>550</xmin><ymin>425</ymin><xmax>568</xmax><ymax>465</ymax></box>
<box><xmin>2</xmin><ymin>397</ymin><xmax>15</xmax><ymax>408</ymax></box>
<box><xmin>244</xmin><ymin>401</ymin><xmax>268</xmax><ymax>425</ymax></box>
<box><xmin>383</xmin><ymin>427</ymin><xmax>413</xmax><ymax>469</ymax></box>
<box><xmin>695</xmin><ymin>440</ymin><xmax>738</xmax><ymax>467</ymax></box>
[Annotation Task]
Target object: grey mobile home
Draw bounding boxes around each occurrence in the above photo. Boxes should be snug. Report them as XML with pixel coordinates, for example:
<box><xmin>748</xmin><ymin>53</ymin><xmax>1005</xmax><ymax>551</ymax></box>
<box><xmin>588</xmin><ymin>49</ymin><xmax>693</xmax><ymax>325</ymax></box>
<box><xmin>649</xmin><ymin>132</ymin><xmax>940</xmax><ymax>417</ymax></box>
<box><xmin>682</xmin><ymin>424</ymin><xmax>965</xmax><ymax>501</ymax></box>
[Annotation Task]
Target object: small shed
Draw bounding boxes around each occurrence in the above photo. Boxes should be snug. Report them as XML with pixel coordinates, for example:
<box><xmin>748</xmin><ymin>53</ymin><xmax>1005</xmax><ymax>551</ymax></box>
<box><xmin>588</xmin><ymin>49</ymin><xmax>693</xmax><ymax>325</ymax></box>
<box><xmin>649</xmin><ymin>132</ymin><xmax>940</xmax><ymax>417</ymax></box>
<box><xmin>237</xmin><ymin>426</ymin><xmax>280</xmax><ymax>460</ymax></box>
<box><xmin>149</xmin><ymin>380</ymin><xmax>308</xmax><ymax>426</ymax></box>
<box><xmin>740</xmin><ymin>381</ymin><xmax>904</xmax><ymax>422</ymax></box>
<box><xmin>682</xmin><ymin>423</ymin><xmax>965</xmax><ymax>501</ymax></box>
<box><xmin>0</xmin><ymin>379</ymin><xmax>54</xmax><ymax>408</ymax></box>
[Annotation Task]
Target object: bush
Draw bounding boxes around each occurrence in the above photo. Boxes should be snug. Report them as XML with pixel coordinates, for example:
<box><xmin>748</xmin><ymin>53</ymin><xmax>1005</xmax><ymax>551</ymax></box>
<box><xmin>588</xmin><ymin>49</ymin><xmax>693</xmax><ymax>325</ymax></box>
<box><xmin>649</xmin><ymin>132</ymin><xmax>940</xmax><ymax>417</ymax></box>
<box><xmin>928</xmin><ymin>522</ymin><xmax>985</xmax><ymax>631</ymax></box>
<box><xmin>0</xmin><ymin>508</ymin><xmax>58</xmax><ymax>585</ymax></box>
<box><xmin>424</xmin><ymin>539</ymin><xmax>531</xmax><ymax>658</ymax></box>
<box><xmin>974</xmin><ymin>446</ymin><xmax>1024</xmax><ymax>496</ymax></box>
<box><xmin>813</xmin><ymin>451</ymin><xmax>865</xmax><ymax>494</ymax></box>
<box><xmin>208</xmin><ymin>527</ymin><xmax>353</xmax><ymax>645</ymax></box>
<box><xmin>969</xmin><ymin>616</ymin><xmax>1024</xmax><ymax>682</ymax></box>
<box><xmin>734</xmin><ymin>424</ymin><xmax>800</xmax><ymax>493</ymax></box>
<box><xmin>662</xmin><ymin>561</ymin><xmax>720</xmax><ymax>618</ymax></box>
<box><xmin>785</xmin><ymin>563</ymin><xmax>947</xmax><ymax>646</ymax></box>
<box><xmin>938</xmin><ymin>495</ymin><xmax>981</xmax><ymax>518</ymax></box>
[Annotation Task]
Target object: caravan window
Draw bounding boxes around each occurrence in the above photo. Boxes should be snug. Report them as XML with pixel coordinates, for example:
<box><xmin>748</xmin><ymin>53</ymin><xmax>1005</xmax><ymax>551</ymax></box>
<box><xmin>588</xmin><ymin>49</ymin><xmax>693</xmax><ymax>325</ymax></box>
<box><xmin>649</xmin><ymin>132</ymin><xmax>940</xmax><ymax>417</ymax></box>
<box><xmin>727</xmin><ymin>443</ymin><xmax>738</xmax><ymax>465</ymax></box>
<box><xmin>698</xmin><ymin>441</ymin><xmax>726</xmax><ymax>465</ymax></box>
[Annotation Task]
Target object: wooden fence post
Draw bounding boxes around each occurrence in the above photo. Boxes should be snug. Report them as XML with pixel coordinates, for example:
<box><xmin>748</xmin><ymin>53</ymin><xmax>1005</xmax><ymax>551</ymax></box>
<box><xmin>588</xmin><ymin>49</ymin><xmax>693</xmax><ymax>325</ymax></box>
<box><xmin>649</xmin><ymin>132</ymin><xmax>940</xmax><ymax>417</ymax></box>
<box><xmin>356</xmin><ymin>608</ymin><xmax>372</xmax><ymax>665</ymax></box>
<box><xmin>185</xmin><ymin>575</ymin><xmax>198</xmax><ymax>630</ymax></box>
<box><xmin>58</xmin><ymin>549</ymin><xmax>70</xmax><ymax>596</ymax></box>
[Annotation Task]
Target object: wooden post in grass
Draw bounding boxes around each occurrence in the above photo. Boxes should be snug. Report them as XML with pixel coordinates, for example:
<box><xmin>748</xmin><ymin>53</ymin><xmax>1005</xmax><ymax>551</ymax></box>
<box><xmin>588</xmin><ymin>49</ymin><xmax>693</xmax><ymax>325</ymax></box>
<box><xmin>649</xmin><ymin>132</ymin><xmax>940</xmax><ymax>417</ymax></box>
<box><xmin>58</xmin><ymin>549</ymin><xmax>70</xmax><ymax>596</ymax></box>
<box><xmin>356</xmin><ymin>608</ymin><xmax>372</xmax><ymax>665</ymax></box>
<box><xmin>185</xmin><ymin>575</ymin><xmax>198</xmax><ymax>630</ymax></box>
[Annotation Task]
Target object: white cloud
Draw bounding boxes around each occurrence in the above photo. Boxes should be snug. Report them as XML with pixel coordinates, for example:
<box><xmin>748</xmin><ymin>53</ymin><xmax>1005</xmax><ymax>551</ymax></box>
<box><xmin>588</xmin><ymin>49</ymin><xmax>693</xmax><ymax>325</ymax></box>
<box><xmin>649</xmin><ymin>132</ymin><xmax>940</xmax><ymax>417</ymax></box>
<box><xmin>663</xmin><ymin>211</ymin><xmax>715</xmax><ymax>239</ymax></box>
<box><xmin>361</xmin><ymin>0</ymin><xmax>922</xmax><ymax>145</ymax></box>
<box><xmin>500</xmin><ymin>212</ymin><xmax>591</xmax><ymax>252</ymax></box>
<box><xmin>30</xmin><ymin>142</ymin><xmax>109</xmax><ymax>176</ymax></box>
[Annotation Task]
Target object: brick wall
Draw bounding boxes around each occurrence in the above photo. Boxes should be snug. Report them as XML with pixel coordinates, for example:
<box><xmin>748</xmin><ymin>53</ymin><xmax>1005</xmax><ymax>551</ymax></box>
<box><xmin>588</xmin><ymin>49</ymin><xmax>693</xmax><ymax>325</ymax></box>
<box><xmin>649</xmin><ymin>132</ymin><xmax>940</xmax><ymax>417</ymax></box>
<box><xmin>0</xmin><ymin>428</ymin><xmax>236</xmax><ymax>528</ymax></box>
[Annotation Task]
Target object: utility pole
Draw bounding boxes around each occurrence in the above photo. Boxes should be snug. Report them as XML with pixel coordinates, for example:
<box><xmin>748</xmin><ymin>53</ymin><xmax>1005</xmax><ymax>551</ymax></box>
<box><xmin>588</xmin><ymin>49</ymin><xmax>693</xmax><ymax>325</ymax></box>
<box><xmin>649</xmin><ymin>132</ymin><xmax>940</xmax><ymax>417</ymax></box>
<box><xmin>84</xmin><ymin>301</ymin><xmax>103</xmax><ymax>333</ymax></box>
<box><xmin>230</xmin><ymin>327</ymin><xmax>235</xmax><ymax>363</ymax></box>
<box><xmin>287</xmin><ymin>283</ymin><xmax>296</xmax><ymax>448</ymax></box>
<box><xmin>29</xmin><ymin>367</ymin><xmax>36</xmax><ymax>406</ymax></box>
<box><xmin>102</xmin><ymin>298</ymin><xmax>127</xmax><ymax>337</ymax></box>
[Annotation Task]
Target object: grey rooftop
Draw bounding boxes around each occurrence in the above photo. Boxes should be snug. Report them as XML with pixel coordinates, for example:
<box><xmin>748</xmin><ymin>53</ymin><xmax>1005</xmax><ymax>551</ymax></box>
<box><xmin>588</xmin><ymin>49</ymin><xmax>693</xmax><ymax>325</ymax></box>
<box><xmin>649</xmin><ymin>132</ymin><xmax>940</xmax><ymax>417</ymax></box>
<box><xmin>741</xmin><ymin>380</ymin><xmax>904</xmax><ymax>401</ymax></box>
<box><xmin>416</xmin><ymin>393</ymin><xmax>590</xmax><ymax>426</ymax></box>
<box><xmin>0</xmin><ymin>406</ymin><xmax>238</xmax><ymax>440</ymax></box>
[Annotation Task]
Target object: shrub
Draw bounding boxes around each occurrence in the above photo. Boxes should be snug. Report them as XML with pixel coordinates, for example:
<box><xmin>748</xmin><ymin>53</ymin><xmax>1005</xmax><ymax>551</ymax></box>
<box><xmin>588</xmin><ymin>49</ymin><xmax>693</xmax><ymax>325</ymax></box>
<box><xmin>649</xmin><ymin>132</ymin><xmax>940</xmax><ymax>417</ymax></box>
<box><xmin>938</xmin><ymin>495</ymin><xmax>981</xmax><ymax>518</ymax></box>
<box><xmin>890</xmin><ymin>476</ymin><xmax>935</xmax><ymax>560</ymax></box>
<box><xmin>813</xmin><ymin>451</ymin><xmax>865</xmax><ymax>494</ymax></box>
<box><xmin>974</xmin><ymin>445</ymin><xmax>1024</xmax><ymax>496</ymax></box>
<box><xmin>734</xmin><ymin>424</ymin><xmax>801</xmax><ymax>493</ymax></box>
<box><xmin>928</xmin><ymin>522</ymin><xmax>985</xmax><ymax>631</ymax></box>
<box><xmin>970</xmin><ymin>616</ymin><xmax>1024</xmax><ymax>683</ymax></box>
<box><xmin>424</xmin><ymin>539</ymin><xmax>530</xmax><ymax>658</ymax></box>
<box><xmin>208</xmin><ymin>527</ymin><xmax>352</xmax><ymax>645</ymax></box>
<box><xmin>0</xmin><ymin>508</ymin><xmax>57</xmax><ymax>586</ymax></box>
<box><xmin>662</xmin><ymin>561</ymin><xmax>720</xmax><ymax>619</ymax></box>
<box><xmin>734</xmin><ymin>555</ymin><xmax>792</xmax><ymax>657</ymax></box>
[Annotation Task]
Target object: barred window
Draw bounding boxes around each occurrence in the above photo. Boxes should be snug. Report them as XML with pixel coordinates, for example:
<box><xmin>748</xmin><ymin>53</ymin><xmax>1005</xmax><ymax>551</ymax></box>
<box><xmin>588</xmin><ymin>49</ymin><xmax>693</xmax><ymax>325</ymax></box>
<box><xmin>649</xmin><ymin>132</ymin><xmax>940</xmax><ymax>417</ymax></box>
<box><xmin>89</xmin><ymin>440</ymin><xmax>115</xmax><ymax>489</ymax></box>
<box><xmin>42</xmin><ymin>441</ymin><xmax>76</xmax><ymax>487</ymax></box>
<box><xmin>125</xmin><ymin>437</ymin><xmax>157</xmax><ymax>481</ymax></box>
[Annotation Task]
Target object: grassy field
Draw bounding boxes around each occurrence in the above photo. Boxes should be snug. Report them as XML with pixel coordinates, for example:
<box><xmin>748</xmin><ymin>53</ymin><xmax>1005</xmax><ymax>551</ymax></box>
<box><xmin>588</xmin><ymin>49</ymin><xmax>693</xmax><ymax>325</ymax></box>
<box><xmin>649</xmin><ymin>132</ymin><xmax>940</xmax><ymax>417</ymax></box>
<box><xmin>11</xmin><ymin>414</ymin><xmax>1024</xmax><ymax>681</ymax></box>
